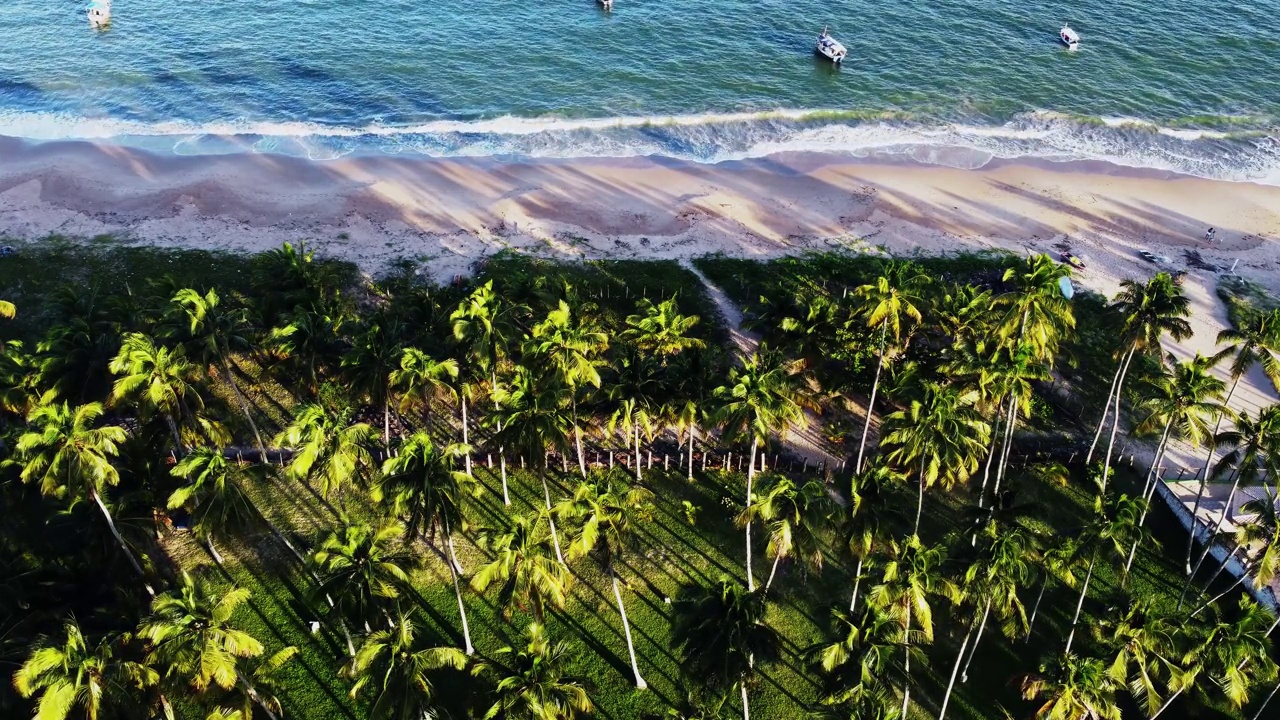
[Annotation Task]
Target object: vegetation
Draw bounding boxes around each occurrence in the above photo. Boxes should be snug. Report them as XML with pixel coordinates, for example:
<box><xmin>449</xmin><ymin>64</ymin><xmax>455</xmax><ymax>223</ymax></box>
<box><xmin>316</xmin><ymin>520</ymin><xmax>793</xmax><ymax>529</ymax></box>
<box><xmin>2</xmin><ymin>243</ymin><xmax>1278</xmax><ymax>720</ymax></box>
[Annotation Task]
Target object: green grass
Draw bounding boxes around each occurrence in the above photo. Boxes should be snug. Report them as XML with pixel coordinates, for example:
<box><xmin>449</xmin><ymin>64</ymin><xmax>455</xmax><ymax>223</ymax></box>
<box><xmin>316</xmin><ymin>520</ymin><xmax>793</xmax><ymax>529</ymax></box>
<box><xmin>1217</xmin><ymin>275</ymin><xmax>1279</xmax><ymax>331</ymax></box>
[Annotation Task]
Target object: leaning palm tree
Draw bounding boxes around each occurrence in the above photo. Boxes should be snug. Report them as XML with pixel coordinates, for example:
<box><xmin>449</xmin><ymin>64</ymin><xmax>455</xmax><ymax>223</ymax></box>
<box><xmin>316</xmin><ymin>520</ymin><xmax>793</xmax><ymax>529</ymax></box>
<box><xmin>13</xmin><ymin>401</ymin><xmax>149</xmax><ymax>588</ymax></box>
<box><xmin>624</xmin><ymin>297</ymin><xmax>706</xmax><ymax>359</ymax></box>
<box><xmin>806</xmin><ymin>604</ymin><xmax>907</xmax><ymax>709</ymax></box>
<box><xmin>880</xmin><ymin>382</ymin><xmax>990</xmax><ymax>533</ymax></box>
<box><xmin>471</xmin><ymin>512</ymin><xmax>571</xmax><ymax>621</ymax></box>
<box><xmin>476</xmin><ymin>623</ymin><xmax>593</xmax><ymax>720</ymax></box>
<box><xmin>310</xmin><ymin>521</ymin><xmax>413</xmax><ymax>630</ymax></box>
<box><xmin>275</xmin><ymin>404</ymin><xmax>377</xmax><ymax>503</ymax></box>
<box><xmin>378</xmin><ymin>432</ymin><xmax>477</xmax><ymax>654</ymax></box>
<box><xmin>168</xmin><ymin>288</ymin><xmax>268</xmax><ymax>461</ymax></box>
<box><xmin>608</xmin><ymin>351</ymin><xmax>663</xmax><ymax>484</ymax></box>
<box><xmin>452</xmin><ymin>281</ymin><xmax>521</xmax><ymax>484</ymax></box>
<box><xmin>14</xmin><ymin>621</ymin><xmax>156</xmax><ymax>720</ymax></box>
<box><xmin>168</xmin><ymin>447</ymin><xmax>257</xmax><ymax>565</ymax></box>
<box><xmin>1087</xmin><ymin>273</ymin><xmax>1193</xmax><ymax>492</ymax></box>
<box><xmin>671</xmin><ymin>578</ymin><xmax>781</xmax><ymax>720</ymax></box>
<box><xmin>137</xmin><ymin>571</ymin><xmax>264</xmax><ymax>693</ymax></box>
<box><xmin>739</xmin><ymin>473</ymin><xmax>832</xmax><ymax>593</ymax></box>
<box><xmin>844</xmin><ymin>464</ymin><xmax>904</xmax><ymax>613</ymax></box>
<box><xmin>345</xmin><ymin>609</ymin><xmax>468</xmax><ymax>720</ymax></box>
<box><xmin>713</xmin><ymin>346</ymin><xmax>810</xmax><ymax>591</ymax></box>
<box><xmin>952</xmin><ymin>522</ymin><xmax>1035</xmax><ymax>689</ymax></box>
<box><xmin>388</xmin><ymin>347</ymin><xmax>459</xmax><ymax>434</ymax></box>
<box><xmin>108</xmin><ymin>332</ymin><xmax>203</xmax><ymax>451</ymax></box>
<box><xmin>557</xmin><ymin>477</ymin><xmax>655</xmax><ymax>689</ymax></box>
<box><xmin>1020</xmin><ymin>652</ymin><xmax>1121</xmax><ymax>720</ymax></box>
<box><xmin>852</xmin><ymin>267</ymin><xmax>927</xmax><ymax>472</ymax></box>
<box><xmin>532</xmin><ymin>299</ymin><xmax>609</xmax><ymax>478</ymax></box>
<box><xmin>1098</xmin><ymin>598</ymin><xmax>1179</xmax><ymax>716</ymax></box>
<box><xmin>1065</xmin><ymin>494</ymin><xmax>1147</xmax><ymax>655</ymax></box>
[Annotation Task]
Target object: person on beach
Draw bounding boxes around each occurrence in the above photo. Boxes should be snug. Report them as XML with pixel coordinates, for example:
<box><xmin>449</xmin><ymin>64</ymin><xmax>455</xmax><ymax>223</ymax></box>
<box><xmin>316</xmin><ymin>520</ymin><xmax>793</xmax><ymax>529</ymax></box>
<box><xmin>1205</xmin><ymin>227</ymin><xmax>1216</xmax><ymax>242</ymax></box>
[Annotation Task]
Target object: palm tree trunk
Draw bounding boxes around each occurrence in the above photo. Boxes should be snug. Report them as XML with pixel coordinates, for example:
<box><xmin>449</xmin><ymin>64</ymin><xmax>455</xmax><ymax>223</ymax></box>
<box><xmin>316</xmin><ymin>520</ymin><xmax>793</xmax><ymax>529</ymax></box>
<box><xmin>913</xmin><ymin>456</ymin><xmax>927</xmax><ymax>536</ymax></box>
<box><xmin>1150</xmin><ymin>688</ymin><xmax>1182</xmax><ymax>719</ymax></box>
<box><xmin>1025</xmin><ymin>575</ymin><xmax>1049</xmax><ymax>642</ymax></box>
<box><xmin>976</xmin><ymin>394</ymin><xmax>1009</xmax><ymax>517</ymax></box>
<box><xmin>90</xmin><ymin>489</ymin><xmax>154</xmax><ymax>596</ymax></box>
<box><xmin>746</xmin><ymin>436</ymin><xmax>759</xmax><ymax>591</ymax></box>
<box><xmin>1126</xmin><ymin>421</ymin><xmax>1174</xmax><ymax>577</ymax></box>
<box><xmin>938</xmin><ymin>628</ymin><xmax>974</xmax><ymax>720</ymax></box>
<box><xmin>461</xmin><ymin>395</ymin><xmax>472</xmax><ymax>476</ymax></box>
<box><xmin>205</xmin><ymin>537</ymin><xmax>224</xmax><ymax>566</ymax></box>
<box><xmin>634</xmin><ymin>423</ymin><xmax>643</xmax><ymax>483</ymax></box>
<box><xmin>541</xmin><ymin>475</ymin><xmax>566</xmax><ymax>565</ymax></box>
<box><xmin>446</xmin><ymin>532</ymin><xmax>474</xmax><ymax>655</ymax></box>
<box><xmin>610</xmin><ymin>568</ymin><xmax>647</xmax><ymax>689</ymax></box>
<box><xmin>687</xmin><ymin>422</ymin><xmax>696</xmax><ymax>482</ymax></box>
<box><xmin>1185</xmin><ymin>376</ymin><xmax>1239</xmax><ymax>574</ymax></box>
<box><xmin>994</xmin><ymin>395</ymin><xmax>1019</xmax><ymax>493</ymax></box>
<box><xmin>899</xmin><ymin>602</ymin><xmax>912</xmax><ymax>720</ymax></box>
<box><xmin>1099</xmin><ymin>347</ymin><xmax>1137</xmax><ymax>494</ymax></box>
<box><xmin>960</xmin><ymin>598</ymin><xmax>992</xmax><ymax>683</ymax></box>
<box><xmin>222</xmin><ymin>357</ymin><xmax>268</xmax><ymax>463</ymax></box>
<box><xmin>1087</xmin><ymin>347</ymin><xmax>1131</xmax><ymax>462</ymax></box>
<box><xmin>1064</xmin><ymin>552</ymin><xmax>1097</xmax><ymax>655</ymax></box>
<box><xmin>499</xmin><ymin>449</ymin><xmax>510</xmax><ymax>505</ymax></box>
<box><xmin>572</xmin><ymin>395</ymin><xmax>587</xmax><ymax>478</ymax></box>
<box><xmin>165</xmin><ymin>413</ymin><xmax>184</xmax><ymax>455</ymax></box>
<box><xmin>740</xmin><ymin>681</ymin><xmax>751</xmax><ymax>720</ymax></box>
<box><xmin>1250</xmin><ymin>677</ymin><xmax>1280</xmax><ymax>720</ymax></box>
<box><xmin>1198</xmin><ymin>540</ymin><xmax>1243</xmax><ymax>599</ymax></box>
<box><xmin>849</xmin><ymin>556</ymin><xmax>864</xmax><ymax>612</ymax></box>
<box><xmin>236</xmin><ymin>670</ymin><xmax>280</xmax><ymax>720</ymax></box>
<box><xmin>1187</xmin><ymin>469</ymin><xmax>1245</xmax><ymax>590</ymax></box>
<box><xmin>383</xmin><ymin>398</ymin><xmax>390</xmax><ymax>447</ymax></box>
<box><xmin>765</xmin><ymin>553</ymin><xmax>783</xmax><ymax>592</ymax></box>
<box><xmin>1190</xmin><ymin>564</ymin><xmax>1249</xmax><ymax>618</ymax></box>
<box><xmin>855</xmin><ymin>326</ymin><xmax>887</xmax><ymax>474</ymax></box>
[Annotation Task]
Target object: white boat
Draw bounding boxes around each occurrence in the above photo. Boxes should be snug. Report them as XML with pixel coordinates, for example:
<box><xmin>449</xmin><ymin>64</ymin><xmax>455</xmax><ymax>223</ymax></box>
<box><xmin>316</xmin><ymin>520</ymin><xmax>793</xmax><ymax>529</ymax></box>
<box><xmin>816</xmin><ymin>28</ymin><xmax>847</xmax><ymax>64</ymax></box>
<box><xmin>597</xmin><ymin>0</ymin><xmax>613</xmax><ymax>8</ymax></box>
<box><xmin>88</xmin><ymin>0</ymin><xmax>111</xmax><ymax>27</ymax></box>
<box><xmin>1059</xmin><ymin>25</ymin><xmax>1080</xmax><ymax>49</ymax></box>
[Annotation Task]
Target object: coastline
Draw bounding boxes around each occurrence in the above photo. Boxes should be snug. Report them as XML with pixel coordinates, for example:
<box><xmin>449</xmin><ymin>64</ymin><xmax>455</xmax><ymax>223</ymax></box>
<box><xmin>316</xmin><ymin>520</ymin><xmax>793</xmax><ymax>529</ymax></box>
<box><xmin>1</xmin><ymin>136</ymin><xmax>1278</xmax><ymax>298</ymax></box>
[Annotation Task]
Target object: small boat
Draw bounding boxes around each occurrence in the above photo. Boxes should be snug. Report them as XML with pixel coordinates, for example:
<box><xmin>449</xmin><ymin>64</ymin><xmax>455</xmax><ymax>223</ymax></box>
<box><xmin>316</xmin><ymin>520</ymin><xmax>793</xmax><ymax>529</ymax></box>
<box><xmin>597</xmin><ymin>0</ymin><xmax>613</xmax><ymax>8</ymax></box>
<box><xmin>1059</xmin><ymin>25</ymin><xmax>1080</xmax><ymax>49</ymax></box>
<box><xmin>816</xmin><ymin>27</ymin><xmax>847</xmax><ymax>64</ymax></box>
<box><xmin>88</xmin><ymin>0</ymin><xmax>111</xmax><ymax>27</ymax></box>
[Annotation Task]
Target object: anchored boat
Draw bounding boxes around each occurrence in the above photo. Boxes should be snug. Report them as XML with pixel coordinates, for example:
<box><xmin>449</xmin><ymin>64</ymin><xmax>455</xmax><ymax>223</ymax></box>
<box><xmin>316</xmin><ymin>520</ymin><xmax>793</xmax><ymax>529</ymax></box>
<box><xmin>1060</xmin><ymin>25</ymin><xmax>1080</xmax><ymax>49</ymax></box>
<box><xmin>88</xmin><ymin>0</ymin><xmax>111</xmax><ymax>27</ymax></box>
<box><xmin>816</xmin><ymin>27</ymin><xmax>847</xmax><ymax>64</ymax></box>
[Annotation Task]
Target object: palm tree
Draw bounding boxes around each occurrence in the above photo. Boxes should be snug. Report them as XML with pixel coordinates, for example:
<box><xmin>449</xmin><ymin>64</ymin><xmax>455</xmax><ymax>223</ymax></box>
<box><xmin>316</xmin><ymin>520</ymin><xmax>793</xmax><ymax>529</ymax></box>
<box><xmin>477</xmin><ymin>622</ymin><xmax>593</xmax><ymax>720</ymax></box>
<box><xmin>867</xmin><ymin>535</ymin><xmax>958</xmax><ymax>719</ymax></box>
<box><xmin>557</xmin><ymin>478</ymin><xmax>655</xmax><ymax>689</ymax></box>
<box><xmin>342</xmin><ymin>315</ymin><xmax>408</xmax><ymax>445</ymax></box>
<box><xmin>1020</xmin><ymin>652</ymin><xmax>1121</xmax><ymax>720</ymax></box>
<box><xmin>1025</xmin><ymin>536</ymin><xmax>1084</xmax><ymax>642</ymax></box>
<box><xmin>844</xmin><ymin>464</ymin><xmax>903</xmax><ymax>613</ymax></box>
<box><xmin>1125</xmin><ymin>353</ymin><xmax>1224</xmax><ymax>574</ymax></box>
<box><xmin>137</xmin><ymin>571</ymin><xmax>264</xmax><ymax>693</ymax></box>
<box><xmin>0</xmin><ymin>340</ymin><xmax>42</xmax><ymax>419</ymax></box>
<box><xmin>1098</xmin><ymin>598</ymin><xmax>1179</xmax><ymax>716</ymax></box>
<box><xmin>775</xmin><ymin>292</ymin><xmax>846</xmax><ymax>375</ymax></box>
<box><xmin>168</xmin><ymin>447</ymin><xmax>257</xmax><ymax>565</ymax></box>
<box><xmin>806</xmin><ymin>605</ymin><xmax>907</xmax><ymax>709</ymax></box>
<box><xmin>168</xmin><ymin>288</ymin><xmax>268</xmax><ymax>461</ymax></box>
<box><xmin>452</xmin><ymin>280</ymin><xmax>521</xmax><ymax>487</ymax></box>
<box><xmin>1065</xmin><ymin>494</ymin><xmax>1147</xmax><ymax>655</ymax></box>
<box><xmin>852</xmin><ymin>268</ymin><xmax>927</xmax><ymax>473</ymax></box>
<box><xmin>532</xmin><ymin>299</ymin><xmax>609</xmax><ymax>478</ymax></box>
<box><xmin>624</xmin><ymin>297</ymin><xmax>706</xmax><ymax>358</ymax></box>
<box><xmin>954</xmin><ymin>522</ymin><xmax>1036</xmax><ymax>686</ymax></box>
<box><xmin>0</xmin><ymin>298</ymin><xmax>13</xmax><ymax>319</ymax></box>
<box><xmin>275</xmin><ymin>404</ymin><xmax>377</xmax><ymax>503</ymax></box>
<box><xmin>608</xmin><ymin>351</ymin><xmax>662</xmax><ymax>484</ymax></box>
<box><xmin>671</xmin><ymin>578</ymin><xmax>781</xmax><ymax>720</ymax></box>
<box><xmin>881</xmin><ymin>382</ymin><xmax>990</xmax><ymax>533</ymax></box>
<box><xmin>378</xmin><ymin>432</ymin><xmax>477</xmax><ymax>654</ymax></box>
<box><xmin>268</xmin><ymin>302</ymin><xmax>346</xmax><ymax>397</ymax></box>
<box><xmin>1087</xmin><ymin>274</ymin><xmax>1192</xmax><ymax>493</ymax></box>
<box><xmin>738</xmin><ymin>473</ymin><xmax>831</xmax><ymax>592</ymax></box>
<box><xmin>222</xmin><ymin>646</ymin><xmax>297</xmax><ymax>720</ymax></box>
<box><xmin>14</xmin><ymin>621</ymin><xmax>156</xmax><ymax>720</ymax></box>
<box><xmin>997</xmin><ymin>253</ymin><xmax>1075</xmax><ymax>356</ymax></box>
<box><xmin>471</xmin><ymin>513</ymin><xmax>571</xmax><ymax>621</ymax></box>
<box><xmin>713</xmin><ymin>347</ymin><xmax>809</xmax><ymax>590</ymax></box>
<box><xmin>345</xmin><ymin>609</ymin><xmax>468</xmax><ymax>720</ymax></box>
<box><xmin>108</xmin><ymin>332</ymin><xmax>202</xmax><ymax>451</ymax></box>
<box><xmin>13</xmin><ymin>401</ymin><xmax>149</xmax><ymax>588</ymax></box>
<box><xmin>388</xmin><ymin>347</ymin><xmax>458</xmax><ymax>434</ymax></box>
<box><xmin>310</xmin><ymin>521</ymin><xmax>412</xmax><ymax>629</ymax></box>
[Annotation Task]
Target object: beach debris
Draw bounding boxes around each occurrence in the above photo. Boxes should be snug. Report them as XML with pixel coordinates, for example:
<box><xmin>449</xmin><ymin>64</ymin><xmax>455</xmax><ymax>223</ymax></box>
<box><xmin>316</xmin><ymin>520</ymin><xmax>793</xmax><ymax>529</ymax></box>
<box><xmin>1061</xmin><ymin>251</ymin><xmax>1086</xmax><ymax>270</ymax></box>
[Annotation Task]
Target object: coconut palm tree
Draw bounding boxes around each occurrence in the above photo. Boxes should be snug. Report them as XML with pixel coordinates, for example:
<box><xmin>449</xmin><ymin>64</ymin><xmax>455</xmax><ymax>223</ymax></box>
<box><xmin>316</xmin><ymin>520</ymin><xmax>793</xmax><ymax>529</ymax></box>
<box><xmin>806</xmin><ymin>605</ymin><xmax>908</xmax><ymax>709</ymax></box>
<box><xmin>671</xmin><ymin>578</ymin><xmax>781</xmax><ymax>720</ymax></box>
<box><xmin>997</xmin><ymin>253</ymin><xmax>1076</xmax><ymax>360</ymax></box>
<box><xmin>557</xmin><ymin>477</ymin><xmax>655</xmax><ymax>689</ymax></box>
<box><xmin>531</xmin><ymin>299</ymin><xmax>609</xmax><ymax>479</ymax></box>
<box><xmin>388</xmin><ymin>347</ymin><xmax>459</xmax><ymax>435</ymax></box>
<box><xmin>342</xmin><ymin>315</ymin><xmax>408</xmax><ymax>445</ymax></box>
<box><xmin>880</xmin><ymin>382</ymin><xmax>990</xmax><ymax>533</ymax></box>
<box><xmin>0</xmin><ymin>298</ymin><xmax>13</xmax><ymax>319</ymax></box>
<box><xmin>775</xmin><ymin>292</ymin><xmax>845</xmax><ymax>375</ymax></box>
<box><xmin>624</xmin><ymin>297</ymin><xmax>706</xmax><ymax>359</ymax></box>
<box><xmin>477</xmin><ymin>622</ymin><xmax>592</xmax><ymax>720</ymax></box>
<box><xmin>221</xmin><ymin>646</ymin><xmax>297</xmax><ymax>720</ymax></box>
<box><xmin>12</xmin><ymin>401</ymin><xmax>149</xmax><ymax>587</ymax></box>
<box><xmin>608</xmin><ymin>351</ymin><xmax>663</xmax><ymax>484</ymax></box>
<box><xmin>852</xmin><ymin>267</ymin><xmax>927</xmax><ymax>473</ymax></box>
<box><xmin>137</xmin><ymin>571</ymin><xmax>263</xmax><ymax>694</ymax></box>
<box><xmin>1098</xmin><ymin>598</ymin><xmax>1179</xmax><ymax>716</ymax></box>
<box><xmin>953</xmin><ymin>522</ymin><xmax>1036</xmax><ymax>686</ymax></box>
<box><xmin>13</xmin><ymin>621</ymin><xmax>157</xmax><ymax>720</ymax></box>
<box><xmin>471</xmin><ymin>512</ymin><xmax>570</xmax><ymax>621</ymax></box>
<box><xmin>310</xmin><ymin>521</ymin><xmax>413</xmax><ymax>629</ymax></box>
<box><xmin>1025</xmin><ymin>536</ymin><xmax>1085</xmax><ymax>642</ymax></box>
<box><xmin>867</xmin><ymin>535</ymin><xmax>958</xmax><ymax>719</ymax></box>
<box><xmin>345</xmin><ymin>609</ymin><xmax>468</xmax><ymax>720</ymax></box>
<box><xmin>108</xmin><ymin>332</ymin><xmax>202</xmax><ymax>451</ymax></box>
<box><xmin>267</xmin><ymin>302</ymin><xmax>346</xmax><ymax>397</ymax></box>
<box><xmin>1127</xmin><ymin>353</ymin><xmax>1224</xmax><ymax>574</ymax></box>
<box><xmin>275</xmin><ymin>404</ymin><xmax>377</xmax><ymax>503</ymax></box>
<box><xmin>713</xmin><ymin>347</ymin><xmax>810</xmax><ymax>591</ymax></box>
<box><xmin>844</xmin><ymin>464</ymin><xmax>904</xmax><ymax>613</ymax></box>
<box><xmin>738</xmin><ymin>473</ymin><xmax>832</xmax><ymax>593</ymax></box>
<box><xmin>1020</xmin><ymin>652</ymin><xmax>1121</xmax><ymax>720</ymax></box>
<box><xmin>168</xmin><ymin>447</ymin><xmax>257</xmax><ymax>565</ymax></box>
<box><xmin>1065</xmin><ymin>494</ymin><xmax>1148</xmax><ymax>655</ymax></box>
<box><xmin>1087</xmin><ymin>274</ymin><xmax>1193</xmax><ymax>493</ymax></box>
<box><xmin>0</xmin><ymin>340</ymin><xmax>41</xmax><ymax>419</ymax></box>
<box><xmin>167</xmin><ymin>288</ymin><xmax>270</xmax><ymax>461</ymax></box>
<box><xmin>378</xmin><ymin>432</ymin><xmax>477</xmax><ymax>654</ymax></box>
<box><xmin>452</xmin><ymin>280</ymin><xmax>521</xmax><ymax>491</ymax></box>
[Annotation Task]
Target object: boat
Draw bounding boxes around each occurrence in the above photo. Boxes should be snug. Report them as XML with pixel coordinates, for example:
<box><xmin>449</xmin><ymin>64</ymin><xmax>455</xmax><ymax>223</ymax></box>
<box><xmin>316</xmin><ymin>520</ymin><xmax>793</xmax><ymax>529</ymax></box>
<box><xmin>1059</xmin><ymin>25</ymin><xmax>1080</xmax><ymax>49</ymax></box>
<box><xmin>597</xmin><ymin>0</ymin><xmax>612</xmax><ymax>8</ymax></box>
<box><xmin>815</xmin><ymin>27</ymin><xmax>847</xmax><ymax>64</ymax></box>
<box><xmin>88</xmin><ymin>0</ymin><xmax>111</xmax><ymax>27</ymax></box>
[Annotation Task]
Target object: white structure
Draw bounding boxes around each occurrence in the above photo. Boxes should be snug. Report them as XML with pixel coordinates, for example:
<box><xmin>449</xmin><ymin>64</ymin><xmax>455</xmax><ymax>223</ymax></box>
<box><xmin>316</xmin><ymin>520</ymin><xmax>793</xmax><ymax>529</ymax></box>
<box><xmin>88</xmin><ymin>0</ymin><xmax>111</xmax><ymax>28</ymax></box>
<box><xmin>1060</xmin><ymin>25</ymin><xmax>1080</xmax><ymax>49</ymax></box>
<box><xmin>816</xmin><ymin>28</ymin><xmax>847</xmax><ymax>64</ymax></box>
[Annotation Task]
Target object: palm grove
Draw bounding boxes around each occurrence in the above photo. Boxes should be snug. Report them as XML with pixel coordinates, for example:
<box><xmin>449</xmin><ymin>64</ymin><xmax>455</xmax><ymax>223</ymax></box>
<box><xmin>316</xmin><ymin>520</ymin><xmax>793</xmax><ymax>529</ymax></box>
<box><xmin>2</xmin><ymin>245</ymin><xmax>1279</xmax><ymax>720</ymax></box>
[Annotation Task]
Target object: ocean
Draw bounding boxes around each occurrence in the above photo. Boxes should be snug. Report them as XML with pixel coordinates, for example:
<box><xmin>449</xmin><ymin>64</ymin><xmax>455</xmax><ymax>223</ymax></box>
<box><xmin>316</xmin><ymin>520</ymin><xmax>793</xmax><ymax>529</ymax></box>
<box><xmin>2</xmin><ymin>0</ymin><xmax>1278</xmax><ymax>182</ymax></box>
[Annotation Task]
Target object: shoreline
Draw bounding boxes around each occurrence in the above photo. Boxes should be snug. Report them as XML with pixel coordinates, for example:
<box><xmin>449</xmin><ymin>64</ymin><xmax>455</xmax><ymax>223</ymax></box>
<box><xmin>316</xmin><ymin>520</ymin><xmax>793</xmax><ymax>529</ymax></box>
<box><xmin>1</xmin><ymin>136</ymin><xmax>1278</xmax><ymax>296</ymax></box>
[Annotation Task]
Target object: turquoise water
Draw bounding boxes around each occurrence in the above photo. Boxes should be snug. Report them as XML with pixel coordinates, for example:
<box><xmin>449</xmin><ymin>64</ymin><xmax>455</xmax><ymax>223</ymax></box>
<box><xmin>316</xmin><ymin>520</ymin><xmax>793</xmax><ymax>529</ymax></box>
<box><xmin>1</xmin><ymin>0</ymin><xmax>1278</xmax><ymax>181</ymax></box>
